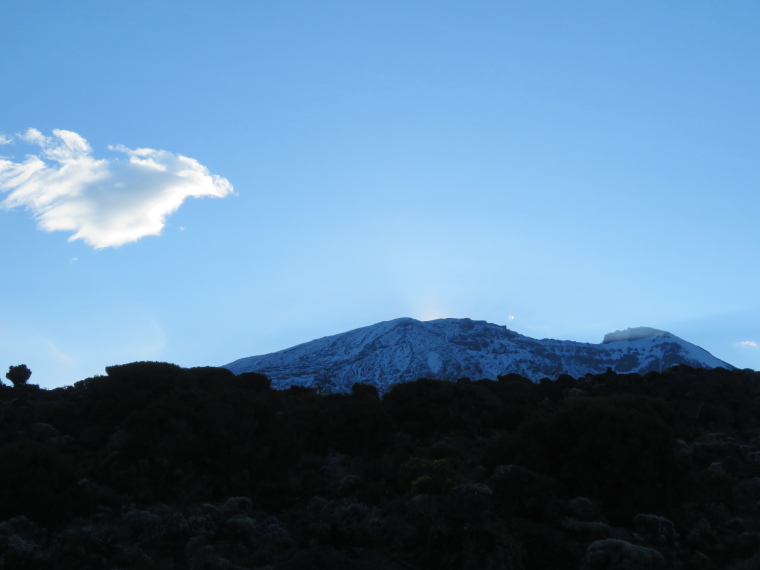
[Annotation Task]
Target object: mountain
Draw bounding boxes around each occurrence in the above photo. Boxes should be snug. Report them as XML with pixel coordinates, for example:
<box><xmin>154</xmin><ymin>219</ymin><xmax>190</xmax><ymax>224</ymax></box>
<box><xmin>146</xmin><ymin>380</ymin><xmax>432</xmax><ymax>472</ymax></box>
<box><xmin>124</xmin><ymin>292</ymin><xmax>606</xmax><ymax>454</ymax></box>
<box><xmin>223</xmin><ymin>318</ymin><xmax>734</xmax><ymax>393</ymax></box>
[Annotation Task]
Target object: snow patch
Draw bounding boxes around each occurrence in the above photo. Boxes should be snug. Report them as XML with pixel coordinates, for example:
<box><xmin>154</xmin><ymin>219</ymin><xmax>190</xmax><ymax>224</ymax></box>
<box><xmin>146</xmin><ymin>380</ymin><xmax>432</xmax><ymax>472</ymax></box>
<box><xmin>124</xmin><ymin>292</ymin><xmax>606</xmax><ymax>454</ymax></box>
<box><xmin>427</xmin><ymin>352</ymin><xmax>443</xmax><ymax>374</ymax></box>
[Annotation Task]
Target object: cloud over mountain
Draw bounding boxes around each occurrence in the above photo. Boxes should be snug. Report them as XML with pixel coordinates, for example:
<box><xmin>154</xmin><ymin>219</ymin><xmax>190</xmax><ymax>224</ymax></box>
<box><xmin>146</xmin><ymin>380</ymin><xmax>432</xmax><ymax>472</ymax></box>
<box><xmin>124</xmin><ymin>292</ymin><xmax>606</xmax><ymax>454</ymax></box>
<box><xmin>0</xmin><ymin>129</ymin><xmax>233</xmax><ymax>248</ymax></box>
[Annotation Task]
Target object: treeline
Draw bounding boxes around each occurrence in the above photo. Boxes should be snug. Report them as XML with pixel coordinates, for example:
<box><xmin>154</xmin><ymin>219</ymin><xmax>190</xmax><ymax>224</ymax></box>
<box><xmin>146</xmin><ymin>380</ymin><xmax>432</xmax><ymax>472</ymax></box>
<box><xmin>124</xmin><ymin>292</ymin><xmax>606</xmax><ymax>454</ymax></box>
<box><xmin>0</xmin><ymin>363</ymin><xmax>759</xmax><ymax>569</ymax></box>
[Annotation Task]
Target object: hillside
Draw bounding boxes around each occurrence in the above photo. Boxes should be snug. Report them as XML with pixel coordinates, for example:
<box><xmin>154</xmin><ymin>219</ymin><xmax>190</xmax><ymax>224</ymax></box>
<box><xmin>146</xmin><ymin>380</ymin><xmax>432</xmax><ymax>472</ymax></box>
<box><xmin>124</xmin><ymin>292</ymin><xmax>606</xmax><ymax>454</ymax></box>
<box><xmin>0</xmin><ymin>363</ymin><xmax>758</xmax><ymax>569</ymax></box>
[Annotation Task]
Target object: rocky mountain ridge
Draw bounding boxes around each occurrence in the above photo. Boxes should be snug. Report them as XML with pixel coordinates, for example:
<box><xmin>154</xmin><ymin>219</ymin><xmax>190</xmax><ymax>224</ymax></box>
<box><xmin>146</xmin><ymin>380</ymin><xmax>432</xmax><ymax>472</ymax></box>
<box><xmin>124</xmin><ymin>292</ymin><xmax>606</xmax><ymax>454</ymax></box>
<box><xmin>224</xmin><ymin>318</ymin><xmax>734</xmax><ymax>393</ymax></box>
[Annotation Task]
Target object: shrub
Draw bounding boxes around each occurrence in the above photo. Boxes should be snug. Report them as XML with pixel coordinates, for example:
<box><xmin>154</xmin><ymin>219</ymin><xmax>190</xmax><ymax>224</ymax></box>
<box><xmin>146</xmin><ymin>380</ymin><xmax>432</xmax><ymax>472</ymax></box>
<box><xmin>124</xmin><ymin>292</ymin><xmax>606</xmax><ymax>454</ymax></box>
<box><xmin>0</xmin><ymin>440</ymin><xmax>80</xmax><ymax>526</ymax></box>
<box><xmin>5</xmin><ymin>364</ymin><xmax>32</xmax><ymax>388</ymax></box>
<box><xmin>514</xmin><ymin>397</ymin><xmax>686</xmax><ymax>523</ymax></box>
<box><xmin>581</xmin><ymin>539</ymin><xmax>666</xmax><ymax>570</ymax></box>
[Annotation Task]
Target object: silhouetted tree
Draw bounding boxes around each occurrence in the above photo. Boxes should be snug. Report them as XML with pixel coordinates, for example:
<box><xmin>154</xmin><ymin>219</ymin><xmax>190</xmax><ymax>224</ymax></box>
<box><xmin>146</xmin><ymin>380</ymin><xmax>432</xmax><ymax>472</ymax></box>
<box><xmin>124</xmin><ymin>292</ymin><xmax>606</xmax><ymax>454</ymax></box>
<box><xmin>6</xmin><ymin>364</ymin><xmax>32</xmax><ymax>388</ymax></box>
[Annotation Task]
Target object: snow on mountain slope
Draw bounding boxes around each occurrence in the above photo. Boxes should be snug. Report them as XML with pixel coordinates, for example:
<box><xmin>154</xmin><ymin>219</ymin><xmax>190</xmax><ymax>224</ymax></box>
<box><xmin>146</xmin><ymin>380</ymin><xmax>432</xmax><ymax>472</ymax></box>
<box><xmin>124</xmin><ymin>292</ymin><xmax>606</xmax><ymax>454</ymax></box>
<box><xmin>223</xmin><ymin>318</ymin><xmax>734</xmax><ymax>393</ymax></box>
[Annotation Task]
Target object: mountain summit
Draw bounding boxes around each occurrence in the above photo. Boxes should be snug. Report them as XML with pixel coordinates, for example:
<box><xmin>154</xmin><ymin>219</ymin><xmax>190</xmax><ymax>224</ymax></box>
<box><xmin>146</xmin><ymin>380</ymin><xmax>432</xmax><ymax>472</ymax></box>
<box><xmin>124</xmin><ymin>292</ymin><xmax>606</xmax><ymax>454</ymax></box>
<box><xmin>224</xmin><ymin>318</ymin><xmax>733</xmax><ymax>393</ymax></box>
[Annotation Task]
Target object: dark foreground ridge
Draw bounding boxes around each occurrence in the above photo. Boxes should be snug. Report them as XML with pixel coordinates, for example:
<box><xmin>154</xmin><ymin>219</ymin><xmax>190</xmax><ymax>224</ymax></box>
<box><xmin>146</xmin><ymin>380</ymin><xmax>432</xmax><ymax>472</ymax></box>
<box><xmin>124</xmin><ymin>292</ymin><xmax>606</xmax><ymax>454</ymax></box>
<box><xmin>1</xmin><ymin>363</ymin><xmax>759</xmax><ymax>569</ymax></box>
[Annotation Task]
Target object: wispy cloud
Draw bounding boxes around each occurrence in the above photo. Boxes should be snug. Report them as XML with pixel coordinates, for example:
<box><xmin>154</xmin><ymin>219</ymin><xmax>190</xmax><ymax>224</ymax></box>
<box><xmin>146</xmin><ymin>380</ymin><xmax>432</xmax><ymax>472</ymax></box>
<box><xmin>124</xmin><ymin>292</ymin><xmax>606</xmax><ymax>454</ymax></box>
<box><xmin>45</xmin><ymin>339</ymin><xmax>75</xmax><ymax>366</ymax></box>
<box><xmin>738</xmin><ymin>340</ymin><xmax>758</xmax><ymax>349</ymax></box>
<box><xmin>0</xmin><ymin>133</ymin><xmax>11</xmax><ymax>145</ymax></box>
<box><xmin>0</xmin><ymin>128</ymin><xmax>233</xmax><ymax>248</ymax></box>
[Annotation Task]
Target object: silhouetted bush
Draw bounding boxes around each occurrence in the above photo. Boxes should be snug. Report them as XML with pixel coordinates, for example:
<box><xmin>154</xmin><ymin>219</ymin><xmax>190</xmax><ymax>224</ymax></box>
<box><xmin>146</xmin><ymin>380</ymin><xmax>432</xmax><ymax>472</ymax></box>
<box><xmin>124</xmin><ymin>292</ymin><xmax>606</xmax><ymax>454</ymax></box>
<box><xmin>236</xmin><ymin>371</ymin><xmax>272</xmax><ymax>391</ymax></box>
<box><xmin>5</xmin><ymin>364</ymin><xmax>32</xmax><ymax>388</ymax></box>
<box><xmin>0</xmin><ymin>440</ymin><xmax>80</xmax><ymax>527</ymax></box>
<box><xmin>517</xmin><ymin>396</ymin><xmax>687</xmax><ymax>523</ymax></box>
<box><xmin>351</xmin><ymin>382</ymin><xmax>379</xmax><ymax>400</ymax></box>
<box><xmin>383</xmin><ymin>378</ymin><xmax>501</xmax><ymax>437</ymax></box>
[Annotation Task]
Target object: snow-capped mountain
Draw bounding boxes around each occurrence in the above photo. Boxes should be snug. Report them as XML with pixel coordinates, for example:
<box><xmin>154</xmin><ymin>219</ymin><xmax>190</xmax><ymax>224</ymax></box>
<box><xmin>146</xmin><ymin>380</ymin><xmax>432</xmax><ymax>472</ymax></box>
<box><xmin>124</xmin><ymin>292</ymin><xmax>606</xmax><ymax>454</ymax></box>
<box><xmin>223</xmin><ymin>318</ymin><xmax>734</xmax><ymax>393</ymax></box>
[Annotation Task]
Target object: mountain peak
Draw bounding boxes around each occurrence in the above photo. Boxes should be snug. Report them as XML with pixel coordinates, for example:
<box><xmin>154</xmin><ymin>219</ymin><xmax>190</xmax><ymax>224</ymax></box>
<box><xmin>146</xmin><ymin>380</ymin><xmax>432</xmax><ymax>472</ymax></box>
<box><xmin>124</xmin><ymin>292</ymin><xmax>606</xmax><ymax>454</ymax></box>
<box><xmin>225</xmin><ymin>318</ymin><xmax>733</xmax><ymax>393</ymax></box>
<box><xmin>602</xmin><ymin>327</ymin><xmax>668</xmax><ymax>344</ymax></box>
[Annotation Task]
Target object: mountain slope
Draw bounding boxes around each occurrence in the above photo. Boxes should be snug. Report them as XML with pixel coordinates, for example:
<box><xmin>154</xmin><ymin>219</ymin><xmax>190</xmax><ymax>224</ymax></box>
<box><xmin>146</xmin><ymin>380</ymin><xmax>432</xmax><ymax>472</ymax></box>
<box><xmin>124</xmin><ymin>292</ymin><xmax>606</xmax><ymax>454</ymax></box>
<box><xmin>224</xmin><ymin>318</ymin><xmax>734</xmax><ymax>393</ymax></box>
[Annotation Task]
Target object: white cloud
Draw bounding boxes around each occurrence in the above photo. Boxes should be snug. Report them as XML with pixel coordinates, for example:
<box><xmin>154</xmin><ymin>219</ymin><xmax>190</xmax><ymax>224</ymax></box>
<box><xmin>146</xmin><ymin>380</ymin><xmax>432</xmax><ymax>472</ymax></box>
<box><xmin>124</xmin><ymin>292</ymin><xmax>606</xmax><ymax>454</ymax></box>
<box><xmin>45</xmin><ymin>339</ymin><xmax>75</xmax><ymax>366</ymax></box>
<box><xmin>0</xmin><ymin>133</ymin><xmax>11</xmax><ymax>145</ymax></box>
<box><xmin>0</xmin><ymin>128</ymin><xmax>233</xmax><ymax>248</ymax></box>
<box><xmin>738</xmin><ymin>340</ymin><xmax>758</xmax><ymax>349</ymax></box>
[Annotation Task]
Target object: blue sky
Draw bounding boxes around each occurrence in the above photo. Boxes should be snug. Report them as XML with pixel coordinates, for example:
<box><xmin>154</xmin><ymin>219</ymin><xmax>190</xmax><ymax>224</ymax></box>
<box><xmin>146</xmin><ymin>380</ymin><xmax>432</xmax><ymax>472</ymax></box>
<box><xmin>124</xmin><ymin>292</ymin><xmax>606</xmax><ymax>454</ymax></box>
<box><xmin>1</xmin><ymin>1</ymin><xmax>758</xmax><ymax>388</ymax></box>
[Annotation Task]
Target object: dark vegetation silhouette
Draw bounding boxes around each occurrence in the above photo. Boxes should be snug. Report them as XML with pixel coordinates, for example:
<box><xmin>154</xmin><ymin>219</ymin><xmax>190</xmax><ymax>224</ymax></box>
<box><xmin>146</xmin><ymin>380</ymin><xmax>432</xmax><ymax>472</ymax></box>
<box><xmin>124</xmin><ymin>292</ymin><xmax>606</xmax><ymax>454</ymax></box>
<box><xmin>0</xmin><ymin>361</ymin><xmax>759</xmax><ymax>569</ymax></box>
<box><xmin>5</xmin><ymin>364</ymin><xmax>31</xmax><ymax>388</ymax></box>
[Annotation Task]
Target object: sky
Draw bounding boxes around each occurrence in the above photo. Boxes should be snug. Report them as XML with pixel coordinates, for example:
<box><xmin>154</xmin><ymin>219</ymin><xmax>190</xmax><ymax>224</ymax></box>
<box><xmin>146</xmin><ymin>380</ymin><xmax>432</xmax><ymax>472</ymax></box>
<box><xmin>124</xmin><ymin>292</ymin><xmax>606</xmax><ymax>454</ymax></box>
<box><xmin>1</xmin><ymin>1</ymin><xmax>758</xmax><ymax>388</ymax></box>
